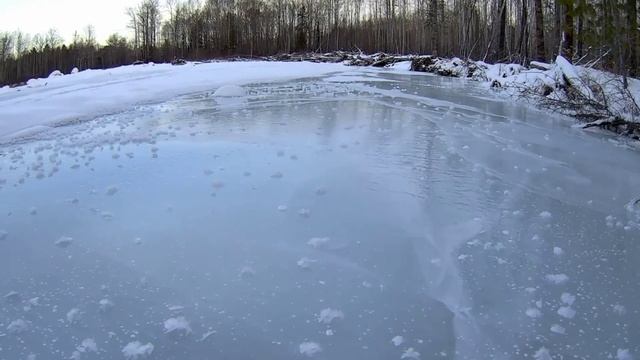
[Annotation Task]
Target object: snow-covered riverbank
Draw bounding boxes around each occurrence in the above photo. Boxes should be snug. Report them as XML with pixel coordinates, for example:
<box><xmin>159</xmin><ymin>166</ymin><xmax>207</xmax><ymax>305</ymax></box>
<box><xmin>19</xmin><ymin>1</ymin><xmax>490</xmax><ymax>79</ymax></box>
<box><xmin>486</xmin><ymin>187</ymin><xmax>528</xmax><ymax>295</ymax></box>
<box><xmin>0</xmin><ymin>61</ymin><xmax>346</xmax><ymax>141</ymax></box>
<box><xmin>403</xmin><ymin>55</ymin><xmax>640</xmax><ymax>136</ymax></box>
<box><xmin>2</xmin><ymin>54</ymin><xmax>639</xmax><ymax>143</ymax></box>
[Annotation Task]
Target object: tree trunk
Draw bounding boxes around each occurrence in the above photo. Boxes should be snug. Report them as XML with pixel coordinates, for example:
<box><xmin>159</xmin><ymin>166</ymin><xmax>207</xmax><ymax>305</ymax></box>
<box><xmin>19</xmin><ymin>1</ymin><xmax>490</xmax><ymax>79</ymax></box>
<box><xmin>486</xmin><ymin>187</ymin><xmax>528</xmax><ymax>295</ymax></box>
<box><xmin>497</xmin><ymin>0</ymin><xmax>507</xmax><ymax>60</ymax></box>
<box><xmin>517</xmin><ymin>0</ymin><xmax>529</xmax><ymax>63</ymax></box>
<box><xmin>628</xmin><ymin>0</ymin><xmax>638</xmax><ymax>76</ymax></box>
<box><xmin>562</xmin><ymin>0</ymin><xmax>574</xmax><ymax>60</ymax></box>
<box><xmin>534</xmin><ymin>0</ymin><xmax>546</xmax><ymax>61</ymax></box>
<box><xmin>430</xmin><ymin>0</ymin><xmax>438</xmax><ymax>55</ymax></box>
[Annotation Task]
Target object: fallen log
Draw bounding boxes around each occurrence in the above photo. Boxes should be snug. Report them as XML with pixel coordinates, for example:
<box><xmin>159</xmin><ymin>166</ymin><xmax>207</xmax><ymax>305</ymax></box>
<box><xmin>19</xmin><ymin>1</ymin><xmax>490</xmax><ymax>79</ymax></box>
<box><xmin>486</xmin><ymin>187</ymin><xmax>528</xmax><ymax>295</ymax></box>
<box><xmin>583</xmin><ymin>117</ymin><xmax>640</xmax><ymax>140</ymax></box>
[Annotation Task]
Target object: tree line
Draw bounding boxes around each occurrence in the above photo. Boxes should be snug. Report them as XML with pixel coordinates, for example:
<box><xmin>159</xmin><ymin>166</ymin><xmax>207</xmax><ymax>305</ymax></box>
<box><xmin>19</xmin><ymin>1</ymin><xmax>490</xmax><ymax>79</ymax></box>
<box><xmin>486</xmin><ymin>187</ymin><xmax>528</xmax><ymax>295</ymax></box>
<box><xmin>0</xmin><ymin>0</ymin><xmax>638</xmax><ymax>87</ymax></box>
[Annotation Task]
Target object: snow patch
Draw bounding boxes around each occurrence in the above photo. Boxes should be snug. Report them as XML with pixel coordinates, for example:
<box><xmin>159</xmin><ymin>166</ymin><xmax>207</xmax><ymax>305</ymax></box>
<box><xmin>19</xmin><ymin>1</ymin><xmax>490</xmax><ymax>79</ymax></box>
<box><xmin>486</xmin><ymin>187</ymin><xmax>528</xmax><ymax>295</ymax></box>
<box><xmin>401</xmin><ymin>348</ymin><xmax>421</xmax><ymax>359</ymax></box>
<box><xmin>561</xmin><ymin>292</ymin><xmax>576</xmax><ymax>305</ymax></box>
<box><xmin>296</xmin><ymin>257</ymin><xmax>317</xmax><ymax>269</ymax></box>
<box><xmin>617</xmin><ymin>349</ymin><xmax>634</xmax><ymax>360</ymax></box>
<box><xmin>391</xmin><ymin>335</ymin><xmax>404</xmax><ymax>346</ymax></box>
<box><xmin>545</xmin><ymin>273</ymin><xmax>569</xmax><ymax>285</ymax></box>
<box><xmin>77</xmin><ymin>338</ymin><xmax>98</xmax><ymax>353</ymax></box>
<box><xmin>66</xmin><ymin>308</ymin><xmax>82</xmax><ymax>323</ymax></box>
<box><xmin>550</xmin><ymin>324</ymin><xmax>566</xmax><ymax>334</ymax></box>
<box><xmin>239</xmin><ymin>266</ymin><xmax>256</xmax><ymax>278</ymax></box>
<box><xmin>7</xmin><ymin>319</ymin><xmax>28</xmax><ymax>334</ymax></box>
<box><xmin>557</xmin><ymin>306</ymin><xmax>576</xmax><ymax>319</ymax></box>
<box><xmin>613</xmin><ymin>304</ymin><xmax>627</xmax><ymax>315</ymax></box>
<box><xmin>299</xmin><ymin>342</ymin><xmax>322</xmax><ymax>357</ymax></box>
<box><xmin>317</xmin><ymin>308</ymin><xmax>344</xmax><ymax>324</ymax></box>
<box><xmin>99</xmin><ymin>298</ymin><xmax>115</xmax><ymax>312</ymax></box>
<box><xmin>534</xmin><ymin>347</ymin><xmax>553</xmax><ymax>360</ymax></box>
<box><xmin>164</xmin><ymin>316</ymin><xmax>192</xmax><ymax>335</ymax></box>
<box><xmin>307</xmin><ymin>237</ymin><xmax>330</xmax><ymax>248</ymax></box>
<box><xmin>539</xmin><ymin>211</ymin><xmax>552</xmax><ymax>219</ymax></box>
<box><xmin>122</xmin><ymin>341</ymin><xmax>154</xmax><ymax>359</ymax></box>
<box><xmin>214</xmin><ymin>85</ymin><xmax>246</xmax><ymax>97</ymax></box>
<box><xmin>525</xmin><ymin>308</ymin><xmax>542</xmax><ymax>318</ymax></box>
<box><xmin>55</xmin><ymin>236</ymin><xmax>74</xmax><ymax>248</ymax></box>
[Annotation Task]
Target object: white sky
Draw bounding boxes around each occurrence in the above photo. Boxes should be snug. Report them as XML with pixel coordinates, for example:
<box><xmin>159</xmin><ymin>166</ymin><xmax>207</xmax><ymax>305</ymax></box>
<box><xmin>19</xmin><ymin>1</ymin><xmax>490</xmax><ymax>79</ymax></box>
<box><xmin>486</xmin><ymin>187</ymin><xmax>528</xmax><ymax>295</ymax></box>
<box><xmin>0</xmin><ymin>0</ymin><xmax>141</xmax><ymax>43</ymax></box>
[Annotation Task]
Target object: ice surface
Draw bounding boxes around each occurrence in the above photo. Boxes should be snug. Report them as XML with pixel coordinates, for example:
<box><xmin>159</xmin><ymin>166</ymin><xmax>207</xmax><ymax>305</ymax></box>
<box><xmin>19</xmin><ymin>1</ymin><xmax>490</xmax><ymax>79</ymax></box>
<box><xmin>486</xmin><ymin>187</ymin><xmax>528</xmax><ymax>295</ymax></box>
<box><xmin>0</xmin><ymin>66</ymin><xmax>639</xmax><ymax>359</ymax></box>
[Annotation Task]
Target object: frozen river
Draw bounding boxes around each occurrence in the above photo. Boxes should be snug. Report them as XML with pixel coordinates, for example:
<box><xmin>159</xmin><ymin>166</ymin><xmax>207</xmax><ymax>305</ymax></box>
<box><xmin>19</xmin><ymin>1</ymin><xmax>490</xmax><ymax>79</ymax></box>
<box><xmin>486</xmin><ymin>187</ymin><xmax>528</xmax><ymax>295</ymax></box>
<box><xmin>1</xmin><ymin>68</ymin><xmax>639</xmax><ymax>360</ymax></box>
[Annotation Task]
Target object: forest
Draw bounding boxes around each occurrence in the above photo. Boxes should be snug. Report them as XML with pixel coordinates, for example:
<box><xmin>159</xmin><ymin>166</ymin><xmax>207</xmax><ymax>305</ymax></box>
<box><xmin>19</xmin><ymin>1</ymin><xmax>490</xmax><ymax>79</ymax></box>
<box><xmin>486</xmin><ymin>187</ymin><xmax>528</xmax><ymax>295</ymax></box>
<box><xmin>0</xmin><ymin>0</ymin><xmax>637</xmax><ymax>87</ymax></box>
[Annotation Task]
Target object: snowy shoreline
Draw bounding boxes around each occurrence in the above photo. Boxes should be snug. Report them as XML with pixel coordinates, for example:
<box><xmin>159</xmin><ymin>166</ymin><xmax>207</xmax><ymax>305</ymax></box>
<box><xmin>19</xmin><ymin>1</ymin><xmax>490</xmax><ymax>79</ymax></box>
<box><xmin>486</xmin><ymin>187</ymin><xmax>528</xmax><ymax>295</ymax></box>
<box><xmin>1</xmin><ymin>54</ymin><xmax>639</xmax><ymax>143</ymax></box>
<box><xmin>0</xmin><ymin>61</ymin><xmax>347</xmax><ymax>142</ymax></box>
<box><xmin>339</xmin><ymin>52</ymin><xmax>640</xmax><ymax>140</ymax></box>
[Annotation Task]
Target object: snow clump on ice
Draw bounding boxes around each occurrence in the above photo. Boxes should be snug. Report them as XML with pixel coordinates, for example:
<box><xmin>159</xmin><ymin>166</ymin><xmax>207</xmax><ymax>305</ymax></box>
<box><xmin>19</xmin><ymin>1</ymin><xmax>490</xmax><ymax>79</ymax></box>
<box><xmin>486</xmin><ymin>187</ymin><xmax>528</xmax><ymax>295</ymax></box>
<box><xmin>164</xmin><ymin>316</ymin><xmax>192</xmax><ymax>335</ymax></box>
<box><xmin>317</xmin><ymin>308</ymin><xmax>344</xmax><ymax>324</ymax></box>
<box><xmin>122</xmin><ymin>341</ymin><xmax>154</xmax><ymax>359</ymax></box>
<box><xmin>391</xmin><ymin>335</ymin><xmax>404</xmax><ymax>346</ymax></box>
<box><xmin>299</xmin><ymin>342</ymin><xmax>322</xmax><ymax>357</ymax></box>
<box><xmin>7</xmin><ymin>319</ymin><xmax>29</xmax><ymax>334</ymax></box>
<box><xmin>55</xmin><ymin>236</ymin><xmax>74</xmax><ymax>248</ymax></box>
<box><xmin>545</xmin><ymin>274</ymin><xmax>569</xmax><ymax>285</ymax></box>
<box><xmin>401</xmin><ymin>348</ymin><xmax>421</xmax><ymax>359</ymax></box>
<box><xmin>214</xmin><ymin>85</ymin><xmax>246</xmax><ymax>97</ymax></box>
<box><xmin>307</xmin><ymin>237</ymin><xmax>330</xmax><ymax>248</ymax></box>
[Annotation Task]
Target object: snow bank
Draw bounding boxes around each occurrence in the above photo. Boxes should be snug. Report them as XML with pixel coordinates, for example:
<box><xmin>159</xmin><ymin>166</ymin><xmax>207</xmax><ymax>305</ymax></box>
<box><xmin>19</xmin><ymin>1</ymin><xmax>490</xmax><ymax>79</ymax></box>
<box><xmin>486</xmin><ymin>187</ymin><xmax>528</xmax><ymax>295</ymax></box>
<box><xmin>0</xmin><ymin>61</ymin><xmax>347</xmax><ymax>140</ymax></box>
<box><xmin>485</xmin><ymin>56</ymin><xmax>640</xmax><ymax>126</ymax></box>
<box><xmin>405</xmin><ymin>54</ymin><xmax>640</xmax><ymax>128</ymax></box>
